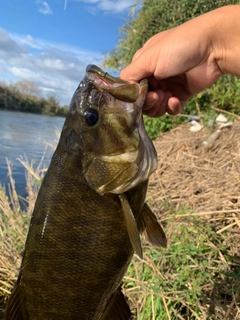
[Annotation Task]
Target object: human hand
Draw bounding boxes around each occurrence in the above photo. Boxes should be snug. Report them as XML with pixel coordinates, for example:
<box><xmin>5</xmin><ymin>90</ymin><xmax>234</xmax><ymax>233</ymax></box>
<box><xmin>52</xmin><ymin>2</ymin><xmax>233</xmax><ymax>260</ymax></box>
<box><xmin>120</xmin><ymin>6</ymin><xmax>240</xmax><ymax>117</ymax></box>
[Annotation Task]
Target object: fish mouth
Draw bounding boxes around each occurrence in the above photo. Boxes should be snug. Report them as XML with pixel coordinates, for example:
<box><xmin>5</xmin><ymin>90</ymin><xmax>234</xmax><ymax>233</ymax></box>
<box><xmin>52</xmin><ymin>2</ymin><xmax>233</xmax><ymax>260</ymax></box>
<box><xmin>86</xmin><ymin>64</ymin><xmax>147</xmax><ymax>105</ymax></box>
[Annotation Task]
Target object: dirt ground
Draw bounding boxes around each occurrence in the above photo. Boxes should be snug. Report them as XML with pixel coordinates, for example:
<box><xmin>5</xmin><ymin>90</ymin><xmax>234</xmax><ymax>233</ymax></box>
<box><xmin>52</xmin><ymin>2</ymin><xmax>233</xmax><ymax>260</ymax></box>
<box><xmin>149</xmin><ymin>119</ymin><xmax>240</xmax><ymax>220</ymax></box>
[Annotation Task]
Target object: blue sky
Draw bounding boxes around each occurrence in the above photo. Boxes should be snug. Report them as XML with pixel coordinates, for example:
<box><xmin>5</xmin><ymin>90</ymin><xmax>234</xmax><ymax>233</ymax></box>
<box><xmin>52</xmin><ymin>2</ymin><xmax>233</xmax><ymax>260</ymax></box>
<box><xmin>0</xmin><ymin>0</ymin><xmax>138</xmax><ymax>105</ymax></box>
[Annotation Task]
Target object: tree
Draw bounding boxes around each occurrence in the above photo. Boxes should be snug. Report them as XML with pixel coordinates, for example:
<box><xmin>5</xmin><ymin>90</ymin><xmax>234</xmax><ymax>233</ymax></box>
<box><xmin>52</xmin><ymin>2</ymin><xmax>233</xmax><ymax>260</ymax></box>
<box><xmin>0</xmin><ymin>83</ymin><xmax>67</xmax><ymax>117</ymax></box>
<box><xmin>45</xmin><ymin>95</ymin><xmax>59</xmax><ymax>115</ymax></box>
<box><xmin>14</xmin><ymin>80</ymin><xmax>41</xmax><ymax>97</ymax></box>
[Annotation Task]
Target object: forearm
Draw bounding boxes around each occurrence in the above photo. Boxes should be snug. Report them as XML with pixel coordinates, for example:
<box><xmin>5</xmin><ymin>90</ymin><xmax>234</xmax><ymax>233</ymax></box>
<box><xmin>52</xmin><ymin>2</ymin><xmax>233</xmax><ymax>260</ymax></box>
<box><xmin>207</xmin><ymin>5</ymin><xmax>240</xmax><ymax>77</ymax></box>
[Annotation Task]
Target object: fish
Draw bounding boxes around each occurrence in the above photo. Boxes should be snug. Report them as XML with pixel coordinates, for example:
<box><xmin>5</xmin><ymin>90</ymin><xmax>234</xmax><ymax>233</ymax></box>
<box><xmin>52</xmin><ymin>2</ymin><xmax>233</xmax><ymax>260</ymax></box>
<box><xmin>4</xmin><ymin>65</ymin><xmax>167</xmax><ymax>320</ymax></box>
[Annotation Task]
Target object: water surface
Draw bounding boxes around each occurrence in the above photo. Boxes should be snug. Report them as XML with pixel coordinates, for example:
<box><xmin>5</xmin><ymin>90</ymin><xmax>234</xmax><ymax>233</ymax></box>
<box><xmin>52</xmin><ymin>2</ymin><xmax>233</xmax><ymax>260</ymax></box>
<box><xmin>0</xmin><ymin>110</ymin><xmax>65</xmax><ymax>199</ymax></box>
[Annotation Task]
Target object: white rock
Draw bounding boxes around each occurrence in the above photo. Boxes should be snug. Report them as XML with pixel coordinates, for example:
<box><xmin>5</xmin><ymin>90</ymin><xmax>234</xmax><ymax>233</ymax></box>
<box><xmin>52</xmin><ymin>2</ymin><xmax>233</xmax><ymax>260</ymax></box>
<box><xmin>216</xmin><ymin>114</ymin><xmax>228</xmax><ymax>123</ymax></box>
<box><xmin>190</xmin><ymin>122</ymin><xmax>203</xmax><ymax>132</ymax></box>
<box><xmin>191</xmin><ymin>120</ymin><xmax>199</xmax><ymax>126</ymax></box>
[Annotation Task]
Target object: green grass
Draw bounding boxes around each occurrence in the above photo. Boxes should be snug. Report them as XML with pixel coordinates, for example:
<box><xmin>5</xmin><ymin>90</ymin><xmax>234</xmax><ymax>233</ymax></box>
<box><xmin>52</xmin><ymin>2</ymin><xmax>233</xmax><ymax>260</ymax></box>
<box><xmin>123</xmin><ymin>204</ymin><xmax>240</xmax><ymax>319</ymax></box>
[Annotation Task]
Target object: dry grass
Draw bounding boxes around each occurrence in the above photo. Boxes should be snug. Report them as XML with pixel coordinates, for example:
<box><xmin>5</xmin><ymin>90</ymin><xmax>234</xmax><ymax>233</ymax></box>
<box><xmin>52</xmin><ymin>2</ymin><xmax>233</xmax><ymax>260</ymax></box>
<box><xmin>123</xmin><ymin>121</ymin><xmax>240</xmax><ymax>319</ymax></box>
<box><xmin>1</xmin><ymin>122</ymin><xmax>240</xmax><ymax>319</ymax></box>
<box><xmin>0</xmin><ymin>157</ymin><xmax>46</xmax><ymax>318</ymax></box>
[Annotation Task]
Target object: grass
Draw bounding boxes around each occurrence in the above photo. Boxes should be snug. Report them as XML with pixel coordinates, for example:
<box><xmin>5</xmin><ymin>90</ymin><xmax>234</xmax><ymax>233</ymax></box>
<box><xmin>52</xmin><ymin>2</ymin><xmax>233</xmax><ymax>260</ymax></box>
<box><xmin>0</xmin><ymin>155</ymin><xmax>240</xmax><ymax>319</ymax></box>
<box><xmin>0</xmin><ymin>157</ymin><xmax>45</xmax><ymax>316</ymax></box>
<box><xmin>123</xmin><ymin>204</ymin><xmax>240</xmax><ymax>319</ymax></box>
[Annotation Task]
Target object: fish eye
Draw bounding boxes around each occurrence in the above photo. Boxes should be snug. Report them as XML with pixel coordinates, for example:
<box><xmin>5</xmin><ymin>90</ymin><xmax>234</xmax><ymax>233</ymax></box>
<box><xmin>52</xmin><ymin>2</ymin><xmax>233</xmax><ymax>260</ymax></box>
<box><xmin>83</xmin><ymin>108</ymin><xmax>99</xmax><ymax>126</ymax></box>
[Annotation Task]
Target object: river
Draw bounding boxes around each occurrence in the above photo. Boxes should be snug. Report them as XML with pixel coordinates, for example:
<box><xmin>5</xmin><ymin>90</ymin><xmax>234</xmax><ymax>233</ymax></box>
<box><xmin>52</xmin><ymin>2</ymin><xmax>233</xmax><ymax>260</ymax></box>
<box><xmin>0</xmin><ymin>110</ymin><xmax>65</xmax><ymax>199</ymax></box>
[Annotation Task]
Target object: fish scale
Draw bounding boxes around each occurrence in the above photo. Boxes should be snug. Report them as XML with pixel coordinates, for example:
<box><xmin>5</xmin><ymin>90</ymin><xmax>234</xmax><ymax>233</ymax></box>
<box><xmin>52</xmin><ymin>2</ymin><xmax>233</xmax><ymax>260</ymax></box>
<box><xmin>4</xmin><ymin>65</ymin><xmax>167</xmax><ymax>320</ymax></box>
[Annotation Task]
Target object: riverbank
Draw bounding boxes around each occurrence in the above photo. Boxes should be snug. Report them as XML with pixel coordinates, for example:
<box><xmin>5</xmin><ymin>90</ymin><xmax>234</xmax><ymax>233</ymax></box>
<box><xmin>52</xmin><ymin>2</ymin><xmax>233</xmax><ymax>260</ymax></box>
<box><xmin>0</xmin><ymin>83</ymin><xmax>68</xmax><ymax>117</ymax></box>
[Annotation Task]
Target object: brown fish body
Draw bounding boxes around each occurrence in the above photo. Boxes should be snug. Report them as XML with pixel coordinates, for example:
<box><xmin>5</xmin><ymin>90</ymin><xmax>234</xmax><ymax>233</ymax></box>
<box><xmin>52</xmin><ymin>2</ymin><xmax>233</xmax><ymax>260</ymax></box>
<box><xmin>7</xmin><ymin>149</ymin><xmax>146</xmax><ymax>319</ymax></box>
<box><xmin>5</xmin><ymin>66</ymin><xmax>166</xmax><ymax>320</ymax></box>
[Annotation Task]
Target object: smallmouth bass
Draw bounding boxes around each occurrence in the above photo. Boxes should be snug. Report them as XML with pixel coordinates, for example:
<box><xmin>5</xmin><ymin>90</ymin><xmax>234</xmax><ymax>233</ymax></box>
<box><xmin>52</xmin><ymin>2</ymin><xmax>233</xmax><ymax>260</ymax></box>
<box><xmin>5</xmin><ymin>65</ymin><xmax>167</xmax><ymax>320</ymax></box>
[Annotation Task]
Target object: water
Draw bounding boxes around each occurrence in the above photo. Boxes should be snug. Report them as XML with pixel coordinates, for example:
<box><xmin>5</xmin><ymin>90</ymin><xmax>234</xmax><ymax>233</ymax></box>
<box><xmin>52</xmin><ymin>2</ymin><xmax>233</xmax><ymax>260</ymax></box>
<box><xmin>0</xmin><ymin>110</ymin><xmax>65</xmax><ymax>199</ymax></box>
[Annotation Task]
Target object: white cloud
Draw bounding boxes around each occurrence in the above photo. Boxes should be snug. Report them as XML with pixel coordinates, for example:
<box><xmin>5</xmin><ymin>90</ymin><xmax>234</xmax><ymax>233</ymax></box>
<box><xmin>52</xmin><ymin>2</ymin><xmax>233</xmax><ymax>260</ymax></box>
<box><xmin>70</xmin><ymin>0</ymin><xmax>137</xmax><ymax>13</ymax></box>
<box><xmin>9</xmin><ymin>67</ymin><xmax>36</xmax><ymax>79</ymax></box>
<box><xmin>0</xmin><ymin>28</ymin><xmax>26</xmax><ymax>55</ymax></box>
<box><xmin>0</xmin><ymin>28</ymin><xmax>103</xmax><ymax>105</ymax></box>
<box><xmin>98</xmin><ymin>0</ymin><xmax>135</xmax><ymax>13</ymax></box>
<box><xmin>36</xmin><ymin>1</ymin><xmax>53</xmax><ymax>15</ymax></box>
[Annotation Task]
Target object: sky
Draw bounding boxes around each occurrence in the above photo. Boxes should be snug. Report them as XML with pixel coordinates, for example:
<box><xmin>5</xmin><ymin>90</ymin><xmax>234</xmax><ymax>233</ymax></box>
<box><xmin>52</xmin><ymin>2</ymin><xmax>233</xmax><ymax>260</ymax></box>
<box><xmin>0</xmin><ymin>0</ymin><xmax>139</xmax><ymax>106</ymax></box>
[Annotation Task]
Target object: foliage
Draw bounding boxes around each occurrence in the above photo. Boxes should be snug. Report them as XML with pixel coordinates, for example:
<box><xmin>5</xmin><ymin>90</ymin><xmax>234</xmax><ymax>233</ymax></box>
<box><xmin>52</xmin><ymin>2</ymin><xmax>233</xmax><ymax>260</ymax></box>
<box><xmin>14</xmin><ymin>80</ymin><xmax>41</xmax><ymax>97</ymax></box>
<box><xmin>104</xmin><ymin>0</ymin><xmax>239</xmax><ymax>71</ymax></box>
<box><xmin>144</xmin><ymin>115</ymin><xmax>174</xmax><ymax>140</ymax></box>
<box><xmin>143</xmin><ymin>115</ymin><xmax>190</xmax><ymax>140</ymax></box>
<box><xmin>185</xmin><ymin>75</ymin><xmax>240</xmax><ymax>114</ymax></box>
<box><xmin>0</xmin><ymin>83</ymin><xmax>68</xmax><ymax>117</ymax></box>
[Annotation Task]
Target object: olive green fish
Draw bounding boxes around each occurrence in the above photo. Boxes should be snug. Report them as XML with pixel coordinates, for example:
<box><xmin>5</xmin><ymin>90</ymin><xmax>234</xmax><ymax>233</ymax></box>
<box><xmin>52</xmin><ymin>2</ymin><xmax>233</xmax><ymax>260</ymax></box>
<box><xmin>4</xmin><ymin>65</ymin><xmax>167</xmax><ymax>320</ymax></box>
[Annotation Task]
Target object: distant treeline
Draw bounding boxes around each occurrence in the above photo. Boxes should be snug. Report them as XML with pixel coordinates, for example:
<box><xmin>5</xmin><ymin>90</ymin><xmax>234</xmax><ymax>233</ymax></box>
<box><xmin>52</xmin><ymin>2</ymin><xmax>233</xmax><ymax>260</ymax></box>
<box><xmin>0</xmin><ymin>82</ymin><xmax>68</xmax><ymax>117</ymax></box>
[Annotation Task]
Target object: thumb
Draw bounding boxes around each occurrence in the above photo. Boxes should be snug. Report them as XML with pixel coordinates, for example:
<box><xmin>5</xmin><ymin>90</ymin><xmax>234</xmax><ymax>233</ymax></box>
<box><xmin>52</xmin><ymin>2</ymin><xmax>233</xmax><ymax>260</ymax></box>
<box><xmin>120</xmin><ymin>48</ymin><xmax>156</xmax><ymax>82</ymax></box>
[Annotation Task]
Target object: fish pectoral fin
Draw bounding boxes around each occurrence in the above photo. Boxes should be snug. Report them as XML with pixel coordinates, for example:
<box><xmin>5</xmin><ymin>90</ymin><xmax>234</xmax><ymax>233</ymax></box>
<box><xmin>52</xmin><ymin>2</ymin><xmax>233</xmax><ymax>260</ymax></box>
<box><xmin>140</xmin><ymin>203</ymin><xmax>167</xmax><ymax>248</ymax></box>
<box><xmin>100</xmin><ymin>287</ymin><xmax>131</xmax><ymax>320</ymax></box>
<box><xmin>85</xmin><ymin>158</ymin><xmax>138</xmax><ymax>194</ymax></box>
<box><xmin>98</xmin><ymin>163</ymin><xmax>138</xmax><ymax>194</ymax></box>
<box><xmin>119</xmin><ymin>194</ymin><xmax>143</xmax><ymax>259</ymax></box>
<box><xmin>4</xmin><ymin>282</ymin><xmax>29</xmax><ymax>320</ymax></box>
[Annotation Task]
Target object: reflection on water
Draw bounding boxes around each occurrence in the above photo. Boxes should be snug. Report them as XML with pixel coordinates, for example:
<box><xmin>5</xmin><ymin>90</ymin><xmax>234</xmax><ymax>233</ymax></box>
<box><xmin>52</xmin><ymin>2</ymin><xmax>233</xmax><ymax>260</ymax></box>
<box><xmin>0</xmin><ymin>110</ymin><xmax>65</xmax><ymax>199</ymax></box>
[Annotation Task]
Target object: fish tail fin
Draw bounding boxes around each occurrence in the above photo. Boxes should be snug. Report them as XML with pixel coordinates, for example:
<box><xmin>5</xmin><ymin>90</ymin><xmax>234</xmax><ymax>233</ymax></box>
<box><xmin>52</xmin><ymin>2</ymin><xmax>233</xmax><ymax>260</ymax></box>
<box><xmin>140</xmin><ymin>203</ymin><xmax>167</xmax><ymax>248</ymax></box>
<box><xmin>100</xmin><ymin>287</ymin><xmax>131</xmax><ymax>320</ymax></box>
<box><xmin>4</xmin><ymin>284</ymin><xmax>29</xmax><ymax>320</ymax></box>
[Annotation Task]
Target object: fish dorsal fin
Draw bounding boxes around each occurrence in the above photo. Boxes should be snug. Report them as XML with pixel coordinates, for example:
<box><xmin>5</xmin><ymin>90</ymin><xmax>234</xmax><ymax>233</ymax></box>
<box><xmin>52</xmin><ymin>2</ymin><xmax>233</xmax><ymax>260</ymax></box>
<box><xmin>4</xmin><ymin>283</ymin><xmax>29</xmax><ymax>320</ymax></box>
<box><xmin>119</xmin><ymin>194</ymin><xmax>143</xmax><ymax>259</ymax></box>
<box><xmin>100</xmin><ymin>287</ymin><xmax>131</xmax><ymax>320</ymax></box>
<box><xmin>140</xmin><ymin>203</ymin><xmax>167</xmax><ymax>248</ymax></box>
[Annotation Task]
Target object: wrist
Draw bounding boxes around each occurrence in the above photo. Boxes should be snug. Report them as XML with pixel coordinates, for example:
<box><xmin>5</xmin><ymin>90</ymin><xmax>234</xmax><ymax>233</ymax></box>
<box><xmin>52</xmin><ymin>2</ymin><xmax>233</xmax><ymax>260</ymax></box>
<box><xmin>209</xmin><ymin>5</ymin><xmax>240</xmax><ymax>77</ymax></box>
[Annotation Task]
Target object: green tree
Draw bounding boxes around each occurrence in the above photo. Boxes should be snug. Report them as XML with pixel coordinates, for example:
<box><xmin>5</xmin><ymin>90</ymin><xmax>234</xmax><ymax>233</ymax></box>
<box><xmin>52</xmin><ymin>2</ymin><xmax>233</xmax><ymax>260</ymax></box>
<box><xmin>0</xmin><ymin>83</ymin><xmax>68</xmax><ymax>117</ymax></box>
<box><xmin>57</xmin><ymin>105</ymin><xmax>68</xmax><ymax>117</ymax></box>
<box><xmin>45</xmin><ymin>96</ymin><xmax>59</xmax><ymax>115</ymax></box>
